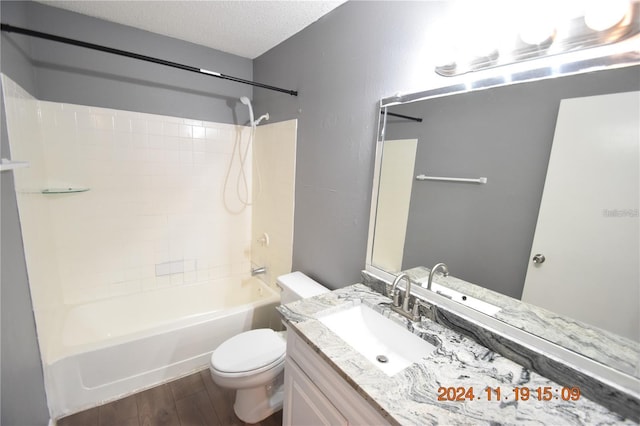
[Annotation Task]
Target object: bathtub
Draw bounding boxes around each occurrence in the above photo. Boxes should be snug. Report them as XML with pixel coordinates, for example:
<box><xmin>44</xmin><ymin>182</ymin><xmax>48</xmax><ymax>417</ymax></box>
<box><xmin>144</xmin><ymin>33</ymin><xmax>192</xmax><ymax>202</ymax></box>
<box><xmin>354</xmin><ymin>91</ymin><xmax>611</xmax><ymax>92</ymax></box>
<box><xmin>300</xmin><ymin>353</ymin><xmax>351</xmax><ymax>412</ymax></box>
<box><xmin>44</xmin><ymin>277</ymin><xmax>280</xmax><ymax>420</ymax></box>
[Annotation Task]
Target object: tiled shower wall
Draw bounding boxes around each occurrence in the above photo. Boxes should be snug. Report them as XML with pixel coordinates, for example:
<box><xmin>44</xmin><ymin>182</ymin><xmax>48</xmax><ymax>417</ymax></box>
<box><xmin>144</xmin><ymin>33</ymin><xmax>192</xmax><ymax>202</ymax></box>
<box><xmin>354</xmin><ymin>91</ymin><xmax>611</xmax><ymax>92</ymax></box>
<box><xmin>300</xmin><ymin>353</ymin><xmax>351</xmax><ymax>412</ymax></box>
<box><xmin>3</xmin><ymin>75</ymin><xmax>296</xmax><ymax>316</ymax></box>
<box><xmin>252</xmin><ymin>120</ymin><xmax>297</xmax><ymax>288</ymax></box>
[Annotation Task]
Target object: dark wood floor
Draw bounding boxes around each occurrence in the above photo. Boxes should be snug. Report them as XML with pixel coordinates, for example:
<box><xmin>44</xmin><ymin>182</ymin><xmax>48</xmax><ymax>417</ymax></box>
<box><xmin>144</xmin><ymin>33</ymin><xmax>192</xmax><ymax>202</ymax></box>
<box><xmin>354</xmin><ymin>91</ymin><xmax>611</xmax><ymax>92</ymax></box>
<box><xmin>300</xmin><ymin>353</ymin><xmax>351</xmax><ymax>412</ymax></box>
<box><xmin>57</xmin><ymin>369</ymin><xmax>283</xmax><ymax>426</ymax></box>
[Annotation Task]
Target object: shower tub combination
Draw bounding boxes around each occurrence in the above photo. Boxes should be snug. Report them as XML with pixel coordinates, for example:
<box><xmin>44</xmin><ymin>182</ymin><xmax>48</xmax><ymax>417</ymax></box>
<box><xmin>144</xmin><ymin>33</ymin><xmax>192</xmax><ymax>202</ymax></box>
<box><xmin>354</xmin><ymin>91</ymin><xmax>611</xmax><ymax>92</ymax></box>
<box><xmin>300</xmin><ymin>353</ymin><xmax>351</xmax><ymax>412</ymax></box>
<box><xmin>44</xmin><ymin>276</ymin><xmax>280</xmax><ymax>419</ymax></box>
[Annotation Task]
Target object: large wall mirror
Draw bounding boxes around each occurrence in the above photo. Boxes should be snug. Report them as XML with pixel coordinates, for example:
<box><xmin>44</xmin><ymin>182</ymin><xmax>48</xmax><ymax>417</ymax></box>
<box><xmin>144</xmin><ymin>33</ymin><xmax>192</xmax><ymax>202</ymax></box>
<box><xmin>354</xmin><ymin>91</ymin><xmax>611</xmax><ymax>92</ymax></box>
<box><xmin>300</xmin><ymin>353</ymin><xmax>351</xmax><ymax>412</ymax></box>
<box><xmin>367</xmin><ymin>50</ymin><xmax>640</xmax><ymax>382</ymax></box>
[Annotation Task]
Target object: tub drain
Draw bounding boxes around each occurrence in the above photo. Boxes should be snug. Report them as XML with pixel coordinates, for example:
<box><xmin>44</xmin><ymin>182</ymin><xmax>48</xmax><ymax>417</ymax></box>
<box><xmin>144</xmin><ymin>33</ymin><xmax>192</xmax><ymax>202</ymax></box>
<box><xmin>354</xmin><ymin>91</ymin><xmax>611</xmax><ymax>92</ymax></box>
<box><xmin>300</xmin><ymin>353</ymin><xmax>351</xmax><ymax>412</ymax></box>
<box><xmin>376</xmin><ymin>355</ymin><xmax>389</xmax><ymax>363</ymax></box>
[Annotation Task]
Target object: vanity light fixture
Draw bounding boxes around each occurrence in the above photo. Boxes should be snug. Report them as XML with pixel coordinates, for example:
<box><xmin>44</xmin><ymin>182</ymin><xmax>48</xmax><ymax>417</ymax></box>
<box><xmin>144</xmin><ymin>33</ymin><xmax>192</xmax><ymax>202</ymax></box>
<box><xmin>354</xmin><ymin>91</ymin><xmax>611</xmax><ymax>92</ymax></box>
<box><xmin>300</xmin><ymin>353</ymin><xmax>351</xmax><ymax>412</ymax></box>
<box><xmin>435</xmin><ymin>0</ymin><xmax>639</xmax><ymax>76</ymax></box>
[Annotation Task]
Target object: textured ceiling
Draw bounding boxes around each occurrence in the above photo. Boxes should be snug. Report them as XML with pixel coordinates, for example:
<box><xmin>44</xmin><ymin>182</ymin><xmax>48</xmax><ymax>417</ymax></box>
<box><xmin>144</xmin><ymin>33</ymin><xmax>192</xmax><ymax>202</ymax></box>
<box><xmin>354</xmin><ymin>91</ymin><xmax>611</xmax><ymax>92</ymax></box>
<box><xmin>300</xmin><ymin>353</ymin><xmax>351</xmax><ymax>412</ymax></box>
<box><xmin>35</xmin><ymin>1</ymin><xmax>346</xmax><ymax>59</ymax></box>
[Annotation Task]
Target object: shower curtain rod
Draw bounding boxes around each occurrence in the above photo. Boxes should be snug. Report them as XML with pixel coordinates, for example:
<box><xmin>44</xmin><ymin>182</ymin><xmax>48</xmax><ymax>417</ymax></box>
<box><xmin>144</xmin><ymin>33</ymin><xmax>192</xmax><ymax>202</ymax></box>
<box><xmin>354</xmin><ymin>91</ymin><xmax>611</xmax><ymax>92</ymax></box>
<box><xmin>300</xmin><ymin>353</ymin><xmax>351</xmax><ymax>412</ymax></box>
<box><xmin>380</xmin><ymin>110</ymin><xmax>423</xmax><ymax>122</ymax></box>
<box><xmin>0</xmin><ymin>23</ymin><xmax>298</xmax><ymax>96</ymax></box>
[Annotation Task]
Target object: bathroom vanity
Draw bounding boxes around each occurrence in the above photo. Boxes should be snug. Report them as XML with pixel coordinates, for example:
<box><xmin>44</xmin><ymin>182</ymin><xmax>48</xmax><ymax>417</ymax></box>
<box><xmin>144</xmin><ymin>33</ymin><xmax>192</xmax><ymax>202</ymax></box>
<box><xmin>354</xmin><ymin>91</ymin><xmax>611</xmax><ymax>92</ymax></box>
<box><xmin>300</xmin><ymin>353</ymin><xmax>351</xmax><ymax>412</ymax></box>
<box><xmin>283</xmin><ymin>325</ymin><xmax>388</xmax><ymax>425</ymax></box>
<box><xmin>278</xmin><ymin>283</ymin><xmax>636</xmax><ymax>425</ymax></box>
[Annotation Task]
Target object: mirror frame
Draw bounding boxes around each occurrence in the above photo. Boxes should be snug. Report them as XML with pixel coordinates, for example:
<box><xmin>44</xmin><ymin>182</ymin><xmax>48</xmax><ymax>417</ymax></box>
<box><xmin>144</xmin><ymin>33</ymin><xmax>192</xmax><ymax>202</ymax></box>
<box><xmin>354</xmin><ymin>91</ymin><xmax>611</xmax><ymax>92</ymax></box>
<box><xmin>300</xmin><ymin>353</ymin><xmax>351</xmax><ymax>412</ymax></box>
<box><xmin>366</xmin><ymin>37</ymin><xmax>640</xmax><ymax>396</ymax></box>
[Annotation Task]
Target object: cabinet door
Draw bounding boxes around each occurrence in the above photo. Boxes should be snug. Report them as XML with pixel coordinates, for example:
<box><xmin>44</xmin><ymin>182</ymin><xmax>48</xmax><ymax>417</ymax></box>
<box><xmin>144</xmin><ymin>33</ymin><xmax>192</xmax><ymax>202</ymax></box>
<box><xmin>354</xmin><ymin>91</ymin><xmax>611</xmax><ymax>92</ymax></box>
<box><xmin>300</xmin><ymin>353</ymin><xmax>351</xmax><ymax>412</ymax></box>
<box><xmin>283</xmin><ymin>358</ymin><xmax>348</xmax><ymax>426</ymax></box>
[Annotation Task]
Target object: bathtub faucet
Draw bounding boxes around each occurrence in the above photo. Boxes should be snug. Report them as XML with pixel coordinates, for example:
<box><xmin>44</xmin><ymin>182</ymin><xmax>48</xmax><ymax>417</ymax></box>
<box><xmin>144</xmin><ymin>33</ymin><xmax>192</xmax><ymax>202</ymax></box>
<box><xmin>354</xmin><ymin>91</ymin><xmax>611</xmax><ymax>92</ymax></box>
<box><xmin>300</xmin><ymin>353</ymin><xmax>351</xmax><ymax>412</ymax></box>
<box><xmin>251</xmin><ymin>266</ymin><xmax>267</xmax><ymax>276</ymax></box>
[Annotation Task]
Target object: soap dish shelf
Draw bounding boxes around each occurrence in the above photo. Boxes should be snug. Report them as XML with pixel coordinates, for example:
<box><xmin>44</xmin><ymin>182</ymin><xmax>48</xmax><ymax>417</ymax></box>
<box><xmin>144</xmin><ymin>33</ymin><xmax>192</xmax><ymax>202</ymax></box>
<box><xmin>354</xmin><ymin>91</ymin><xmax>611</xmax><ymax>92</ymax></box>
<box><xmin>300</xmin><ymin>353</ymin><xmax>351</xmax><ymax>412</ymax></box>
<box><xmin>41</xmin><ymin>187</ymin><xmax>90</xmax><ymax>194</ymax></box>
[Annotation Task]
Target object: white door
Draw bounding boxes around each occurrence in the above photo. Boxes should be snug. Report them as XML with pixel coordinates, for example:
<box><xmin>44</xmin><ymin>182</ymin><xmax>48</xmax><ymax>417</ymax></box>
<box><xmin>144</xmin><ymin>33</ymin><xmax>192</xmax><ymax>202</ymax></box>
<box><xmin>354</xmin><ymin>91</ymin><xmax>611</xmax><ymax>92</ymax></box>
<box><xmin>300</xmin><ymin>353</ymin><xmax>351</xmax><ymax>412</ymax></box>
<box><xmin>522</xmin><ymin>91</ymin><xmax>639</xmax><ymax>342</ymax></box>
<box><xmin>372</xmin><ymin>139</ymin><xmax>418</xmax><ymax>272</ymax></box>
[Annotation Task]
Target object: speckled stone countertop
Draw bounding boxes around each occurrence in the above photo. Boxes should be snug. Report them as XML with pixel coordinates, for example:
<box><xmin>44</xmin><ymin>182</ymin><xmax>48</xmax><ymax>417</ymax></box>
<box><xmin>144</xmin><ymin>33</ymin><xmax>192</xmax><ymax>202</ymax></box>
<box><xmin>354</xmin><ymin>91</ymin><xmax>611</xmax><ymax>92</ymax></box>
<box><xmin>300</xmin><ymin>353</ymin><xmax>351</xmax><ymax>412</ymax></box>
<box><xmin>278</xmin><ymin>284</ymin><xmax>635</xmax><ymax>425</ymax></box>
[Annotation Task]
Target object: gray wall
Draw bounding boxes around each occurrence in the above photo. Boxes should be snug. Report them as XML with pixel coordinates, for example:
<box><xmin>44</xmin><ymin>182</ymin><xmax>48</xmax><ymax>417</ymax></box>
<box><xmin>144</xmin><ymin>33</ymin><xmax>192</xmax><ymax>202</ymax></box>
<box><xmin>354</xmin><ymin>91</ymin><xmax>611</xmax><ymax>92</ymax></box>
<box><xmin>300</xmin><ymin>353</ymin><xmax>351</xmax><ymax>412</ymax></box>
<box><xmin>386</xmin><ymin>66</ymin><xmax>640</xmax><ymax>298</ymax></box>
<box><xmin>1</xmin><ymin>93</ymin><xmax>50</xmax><ymax>426</ymax></box>
<box><xmin>10</xmin><ymin>1</ymin><xmax>253</xmax><ymax>124</ymax></box>
<box><xmin>0</xmin><ymin>2</ymin><xmax>37</xmax><ymax>94</ymax></box>
<box><xmin>0</xmin><ymin>2</ymin><xmax>254</xmax><ymax>424</ymax></box>
<box><xmin>253</xmin><ymin>1</ymin><xmax>452</xmax><ymax>288</ymax></box>
<box><xmin>1</xmin><ymin>2</ymin><xmax>50</xmax><ymax>425</ymax></box>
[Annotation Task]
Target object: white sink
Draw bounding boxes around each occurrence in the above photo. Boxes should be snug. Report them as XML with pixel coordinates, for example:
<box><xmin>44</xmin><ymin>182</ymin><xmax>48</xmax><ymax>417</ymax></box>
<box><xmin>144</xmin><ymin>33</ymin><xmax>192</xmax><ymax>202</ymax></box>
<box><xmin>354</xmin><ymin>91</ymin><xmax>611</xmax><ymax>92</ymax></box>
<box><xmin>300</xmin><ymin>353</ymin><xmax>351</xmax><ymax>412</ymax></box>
<box><xmin>318</xmin><ymin>304</ymin><xmax>436</xmax><ymax>376</ymax></box>
<box><xmin>428</xmin><ymin>282</ymin><xmax>501</xmax><ymax>316</ymax></box>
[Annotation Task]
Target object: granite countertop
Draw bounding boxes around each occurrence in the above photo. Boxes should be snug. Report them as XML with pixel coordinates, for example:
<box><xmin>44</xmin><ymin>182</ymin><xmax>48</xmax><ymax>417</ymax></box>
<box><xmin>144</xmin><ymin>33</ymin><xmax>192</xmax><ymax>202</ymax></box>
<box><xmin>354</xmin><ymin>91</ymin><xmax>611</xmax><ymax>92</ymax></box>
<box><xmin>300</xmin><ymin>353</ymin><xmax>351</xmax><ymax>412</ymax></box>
<box><xmin>278</xmin><ymin>284</ymin><xmax>634</xmax><ymax>426</ymax></box>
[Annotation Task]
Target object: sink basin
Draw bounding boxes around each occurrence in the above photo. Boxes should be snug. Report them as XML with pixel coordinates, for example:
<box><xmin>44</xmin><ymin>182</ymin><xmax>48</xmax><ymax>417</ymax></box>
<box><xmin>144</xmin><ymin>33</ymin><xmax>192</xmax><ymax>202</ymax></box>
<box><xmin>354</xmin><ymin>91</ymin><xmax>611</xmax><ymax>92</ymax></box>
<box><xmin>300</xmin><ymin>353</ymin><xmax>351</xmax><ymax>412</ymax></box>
<box><xmin>318</xmin><ymin>304</ymin><xmax>436</xmax><ymax>376</ymax></box>
<box><xmin>428</xmin><ymin>282</ymin><xmax>501</xmax><ymax>316</ymax></box>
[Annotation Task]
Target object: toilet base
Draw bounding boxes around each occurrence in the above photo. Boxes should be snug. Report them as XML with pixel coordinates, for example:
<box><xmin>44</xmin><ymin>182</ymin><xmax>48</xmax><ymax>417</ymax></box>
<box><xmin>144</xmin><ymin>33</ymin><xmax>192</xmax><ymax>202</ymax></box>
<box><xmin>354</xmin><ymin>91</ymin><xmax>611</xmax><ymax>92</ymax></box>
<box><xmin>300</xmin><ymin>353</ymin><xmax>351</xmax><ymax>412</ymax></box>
<box><xmin>233</xmin><ymin>383</ymin><xmax>284</xmax><ymax>423</ymax></box>
<box><xmin>210</xmin><ymin>357</ymin><xmax>285</xmax><ymax>423</ymax></box>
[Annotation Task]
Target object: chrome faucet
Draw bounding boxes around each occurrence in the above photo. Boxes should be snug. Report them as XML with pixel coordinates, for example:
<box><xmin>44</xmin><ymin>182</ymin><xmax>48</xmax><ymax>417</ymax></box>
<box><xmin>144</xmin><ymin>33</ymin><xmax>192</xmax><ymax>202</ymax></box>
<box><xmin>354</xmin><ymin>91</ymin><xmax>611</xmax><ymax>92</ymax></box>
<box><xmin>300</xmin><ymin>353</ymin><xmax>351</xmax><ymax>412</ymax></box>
<box><xmin>389</xmin><ymin>272</ymin><xmax>407</xmax><ymax>306</ymax></box>
<box><xmin>251</xmin><ymin>266</ymin><xmax>267</xmax><ymax>276</ymax></box>
<box><xmin>389</xmin><ymin>273</ymin><xmax>419</xmax><ymax>321</ymax></box>
<box><xmin>427</xmin><ymin>263</ymin><xmax>449</xmax><ymax>290</ymax></box>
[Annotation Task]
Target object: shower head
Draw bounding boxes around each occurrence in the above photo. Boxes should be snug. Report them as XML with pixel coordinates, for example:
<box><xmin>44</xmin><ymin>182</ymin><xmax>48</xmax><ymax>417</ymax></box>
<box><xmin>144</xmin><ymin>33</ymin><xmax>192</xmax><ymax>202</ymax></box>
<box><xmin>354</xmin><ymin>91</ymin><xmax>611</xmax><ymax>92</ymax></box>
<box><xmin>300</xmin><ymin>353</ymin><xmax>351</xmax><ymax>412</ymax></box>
<box><xmin>239</xmin><ymin>96</ymin><xmax>254</xmax><ymax>126</ymax></box>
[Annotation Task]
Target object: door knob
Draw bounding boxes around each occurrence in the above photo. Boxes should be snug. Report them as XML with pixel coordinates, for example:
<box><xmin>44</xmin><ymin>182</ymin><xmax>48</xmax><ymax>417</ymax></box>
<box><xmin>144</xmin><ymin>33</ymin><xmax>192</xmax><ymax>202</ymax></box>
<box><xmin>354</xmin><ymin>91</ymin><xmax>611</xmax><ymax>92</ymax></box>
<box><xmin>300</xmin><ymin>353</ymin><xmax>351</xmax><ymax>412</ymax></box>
<box><xmin>532</xmin><ymin>254</ymin><xmax>546</xmax><ymax>264</ymax></box>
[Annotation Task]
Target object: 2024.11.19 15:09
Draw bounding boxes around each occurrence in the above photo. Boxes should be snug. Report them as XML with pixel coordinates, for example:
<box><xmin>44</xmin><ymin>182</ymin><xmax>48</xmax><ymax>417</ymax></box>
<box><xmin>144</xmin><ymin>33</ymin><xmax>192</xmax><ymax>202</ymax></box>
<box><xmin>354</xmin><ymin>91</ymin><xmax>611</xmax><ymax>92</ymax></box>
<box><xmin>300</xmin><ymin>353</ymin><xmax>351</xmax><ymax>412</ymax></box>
<box><xmin>437</xmin><ymin>386</ymin><xmax>581</xmax><ymax>402</ymax></box>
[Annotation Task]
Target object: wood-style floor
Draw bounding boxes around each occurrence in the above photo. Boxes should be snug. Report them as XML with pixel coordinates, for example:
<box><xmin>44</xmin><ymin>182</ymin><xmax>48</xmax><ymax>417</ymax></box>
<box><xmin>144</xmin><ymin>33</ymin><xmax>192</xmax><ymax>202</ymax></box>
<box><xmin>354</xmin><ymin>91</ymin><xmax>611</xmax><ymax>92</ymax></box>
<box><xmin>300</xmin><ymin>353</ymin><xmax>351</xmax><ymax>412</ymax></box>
<box><xmin>57</xmin><ymin>369</ymin><xmax>283</xmax><ymax>426</ymax></box>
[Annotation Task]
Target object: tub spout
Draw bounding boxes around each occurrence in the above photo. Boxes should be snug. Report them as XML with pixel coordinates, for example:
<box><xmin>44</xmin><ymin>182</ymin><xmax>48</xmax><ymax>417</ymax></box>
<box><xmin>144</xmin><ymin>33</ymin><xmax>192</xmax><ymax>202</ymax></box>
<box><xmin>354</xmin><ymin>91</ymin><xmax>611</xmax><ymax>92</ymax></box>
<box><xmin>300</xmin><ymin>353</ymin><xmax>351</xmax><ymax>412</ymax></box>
<box><xmin>251</xmin><ymin>266</ymin><xmax>267</xmax><ymax>276</ymax></box>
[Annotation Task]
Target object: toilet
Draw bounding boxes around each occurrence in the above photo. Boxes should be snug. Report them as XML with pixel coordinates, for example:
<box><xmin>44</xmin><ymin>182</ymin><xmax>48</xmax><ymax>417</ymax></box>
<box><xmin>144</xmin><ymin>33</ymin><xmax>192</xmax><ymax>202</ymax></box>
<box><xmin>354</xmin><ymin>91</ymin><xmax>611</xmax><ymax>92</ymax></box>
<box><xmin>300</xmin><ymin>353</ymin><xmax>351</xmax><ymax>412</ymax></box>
<box><xmin>209</xmin><ymin>271</ymin><xmax>328</xmax><ymax>423</ymax></box>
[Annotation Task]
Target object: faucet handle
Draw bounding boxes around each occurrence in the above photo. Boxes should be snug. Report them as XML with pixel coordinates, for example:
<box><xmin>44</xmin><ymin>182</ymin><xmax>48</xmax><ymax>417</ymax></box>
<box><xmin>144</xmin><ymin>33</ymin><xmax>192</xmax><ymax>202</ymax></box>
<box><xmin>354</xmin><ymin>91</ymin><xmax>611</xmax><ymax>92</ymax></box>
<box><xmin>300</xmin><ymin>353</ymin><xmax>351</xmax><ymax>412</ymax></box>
<box><xmin>386</xmin><ymin>284</ymin><xmax>400</xmax><ymax>306</ymax></box>
<box><xmin>412</xmin><ymin>299</ymin><xmax>421</xmax><ymax>318</ymax></box>
<box><xmin>392</xmin><ymin>289</ymin><xmax>400</xmax><ymax>307</ymax></box>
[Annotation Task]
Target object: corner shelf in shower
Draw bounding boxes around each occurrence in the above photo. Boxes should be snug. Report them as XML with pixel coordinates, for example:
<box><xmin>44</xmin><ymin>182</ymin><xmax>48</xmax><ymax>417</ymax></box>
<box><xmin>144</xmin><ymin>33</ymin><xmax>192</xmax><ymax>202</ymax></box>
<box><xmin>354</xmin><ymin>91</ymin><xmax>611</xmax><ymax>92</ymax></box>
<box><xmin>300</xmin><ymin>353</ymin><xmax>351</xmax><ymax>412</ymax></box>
<box><xmin>0</xmin><ymin>158</ymin><xmax>29</xmax><ymax>172</ymax></box>
<box><xmin>41</xmin><ymin>187</ymin><xmax>90</xmax><ymax>194</ymax></box>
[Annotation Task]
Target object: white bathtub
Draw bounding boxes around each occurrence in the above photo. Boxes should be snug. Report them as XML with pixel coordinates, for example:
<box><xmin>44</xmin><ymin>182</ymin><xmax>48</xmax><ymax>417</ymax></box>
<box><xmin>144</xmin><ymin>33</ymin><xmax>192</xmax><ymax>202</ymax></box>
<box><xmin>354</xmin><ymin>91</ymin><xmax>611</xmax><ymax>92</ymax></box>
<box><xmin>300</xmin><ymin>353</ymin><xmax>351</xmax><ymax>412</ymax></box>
<box><xmin>44</xmin><ymin>277</ymin><xmax>281</xmax><ymax>419</ymax></box>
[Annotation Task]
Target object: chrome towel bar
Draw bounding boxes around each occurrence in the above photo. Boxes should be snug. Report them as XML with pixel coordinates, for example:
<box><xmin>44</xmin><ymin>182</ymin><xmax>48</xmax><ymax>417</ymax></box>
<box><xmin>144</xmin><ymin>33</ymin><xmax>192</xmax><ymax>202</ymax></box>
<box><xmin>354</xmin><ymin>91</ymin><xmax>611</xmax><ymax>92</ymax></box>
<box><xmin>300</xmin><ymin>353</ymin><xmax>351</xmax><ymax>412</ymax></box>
<box><xmin>416</xmin><ymin>174</ymin><xmax>487</xmax><ymax>184</ymax></box>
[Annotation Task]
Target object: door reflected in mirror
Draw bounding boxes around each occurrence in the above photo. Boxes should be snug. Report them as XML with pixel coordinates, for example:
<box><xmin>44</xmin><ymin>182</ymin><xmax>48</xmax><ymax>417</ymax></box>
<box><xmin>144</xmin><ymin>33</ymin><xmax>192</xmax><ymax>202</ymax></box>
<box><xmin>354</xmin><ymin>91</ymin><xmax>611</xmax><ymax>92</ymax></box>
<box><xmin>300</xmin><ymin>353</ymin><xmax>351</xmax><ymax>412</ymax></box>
<box><xmin>372</xmin><ymin>138</ymin><xmax>417</xmax><ymax>272</ymax></box>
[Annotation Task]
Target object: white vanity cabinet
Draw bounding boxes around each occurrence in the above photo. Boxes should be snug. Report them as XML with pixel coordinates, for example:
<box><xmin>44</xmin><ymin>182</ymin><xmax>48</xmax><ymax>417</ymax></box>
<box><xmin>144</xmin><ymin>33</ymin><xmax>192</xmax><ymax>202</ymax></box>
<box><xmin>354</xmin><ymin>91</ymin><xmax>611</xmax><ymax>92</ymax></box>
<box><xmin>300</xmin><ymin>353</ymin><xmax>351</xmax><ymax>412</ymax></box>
<box><xmin>283</xmin><ymin>328</ymin><xmax>390</xmax><ymax>426</ymax></box>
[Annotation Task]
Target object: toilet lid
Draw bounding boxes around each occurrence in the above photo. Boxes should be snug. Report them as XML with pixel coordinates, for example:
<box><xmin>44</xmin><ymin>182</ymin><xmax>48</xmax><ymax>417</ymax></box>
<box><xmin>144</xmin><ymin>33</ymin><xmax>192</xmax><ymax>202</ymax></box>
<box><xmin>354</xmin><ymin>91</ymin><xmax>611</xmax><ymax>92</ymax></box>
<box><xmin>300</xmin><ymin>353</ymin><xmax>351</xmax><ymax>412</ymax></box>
<box><xmin>211</xmin><ymin>329</ymin><xmax>285</xmax><ymax>373</ymax></box>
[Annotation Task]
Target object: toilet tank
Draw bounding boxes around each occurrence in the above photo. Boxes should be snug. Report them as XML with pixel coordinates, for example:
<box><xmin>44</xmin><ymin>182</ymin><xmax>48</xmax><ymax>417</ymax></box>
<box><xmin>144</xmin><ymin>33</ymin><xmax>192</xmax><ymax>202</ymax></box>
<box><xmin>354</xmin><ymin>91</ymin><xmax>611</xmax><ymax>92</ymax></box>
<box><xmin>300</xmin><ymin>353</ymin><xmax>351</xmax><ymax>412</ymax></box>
<box><xmin>277</xmin><ymin>272</ymin><xmax>329</xmax><ymax>305</ymax></box>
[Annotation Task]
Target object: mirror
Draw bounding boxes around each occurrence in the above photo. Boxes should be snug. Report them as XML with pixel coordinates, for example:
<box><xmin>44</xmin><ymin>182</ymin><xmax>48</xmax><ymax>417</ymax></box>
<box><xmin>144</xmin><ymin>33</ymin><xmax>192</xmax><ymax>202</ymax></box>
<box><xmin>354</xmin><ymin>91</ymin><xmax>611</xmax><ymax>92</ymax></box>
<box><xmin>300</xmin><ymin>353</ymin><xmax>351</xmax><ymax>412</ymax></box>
<box><xmin>368</xmin><ymin>58</ymin><xmax>640</xmax><ymax>380</ymax></box>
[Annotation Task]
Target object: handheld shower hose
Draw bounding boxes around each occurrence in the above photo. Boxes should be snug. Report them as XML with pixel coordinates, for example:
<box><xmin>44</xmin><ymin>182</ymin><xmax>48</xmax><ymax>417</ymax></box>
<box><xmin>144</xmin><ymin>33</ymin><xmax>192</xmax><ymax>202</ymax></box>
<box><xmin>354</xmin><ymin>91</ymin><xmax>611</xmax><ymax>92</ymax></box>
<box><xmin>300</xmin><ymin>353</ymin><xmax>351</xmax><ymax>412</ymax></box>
<box><xmin>224</xmin><ymin>97</ymin><xmax>269</xmax><ymax>210</ymax></box>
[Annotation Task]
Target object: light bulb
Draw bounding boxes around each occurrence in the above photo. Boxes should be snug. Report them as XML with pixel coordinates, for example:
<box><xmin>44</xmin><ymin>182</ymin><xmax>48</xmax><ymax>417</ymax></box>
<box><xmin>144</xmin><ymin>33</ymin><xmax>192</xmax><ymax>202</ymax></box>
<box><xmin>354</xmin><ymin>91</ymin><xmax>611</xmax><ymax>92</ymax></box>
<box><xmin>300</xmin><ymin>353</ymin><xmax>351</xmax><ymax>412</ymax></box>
<box><xmin>584</xmin><ymin>0</ymin><xmax>631</xmax><ymax>31</ymax></box>
<box><xmin>520</xmin><ymin>23</ymin><xmax>556</xmax><ymax>45</ymax></box>
<box><xmin>517</xmin><ymin>2</ymin><xmax>557</xmax><ymax>46</ymax></box>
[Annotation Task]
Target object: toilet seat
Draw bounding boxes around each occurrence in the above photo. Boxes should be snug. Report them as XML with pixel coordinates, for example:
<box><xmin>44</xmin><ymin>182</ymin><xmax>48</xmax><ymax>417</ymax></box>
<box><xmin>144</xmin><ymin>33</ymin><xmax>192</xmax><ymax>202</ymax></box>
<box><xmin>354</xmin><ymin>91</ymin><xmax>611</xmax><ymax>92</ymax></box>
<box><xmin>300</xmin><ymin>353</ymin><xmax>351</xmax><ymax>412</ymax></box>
<box><xmin>211</xmin><ymin>329</ymin><xmax>285</xmax><ymax>377</ymax></box>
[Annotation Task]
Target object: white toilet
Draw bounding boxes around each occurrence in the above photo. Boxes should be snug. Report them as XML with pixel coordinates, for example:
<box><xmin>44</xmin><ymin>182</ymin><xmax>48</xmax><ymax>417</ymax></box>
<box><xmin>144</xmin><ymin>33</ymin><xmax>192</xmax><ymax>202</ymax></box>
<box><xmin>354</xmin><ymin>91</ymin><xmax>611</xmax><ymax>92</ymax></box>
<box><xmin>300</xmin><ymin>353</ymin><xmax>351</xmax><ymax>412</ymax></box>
<box><xmin>209</xmin><ymin>271</ymin><xmax>328</xmax><ymax>423</ymax></box>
